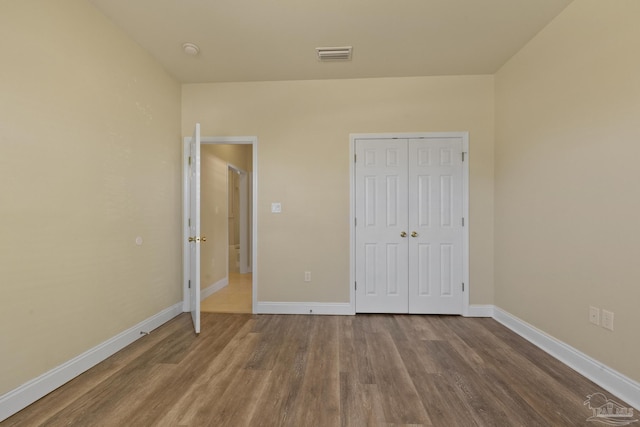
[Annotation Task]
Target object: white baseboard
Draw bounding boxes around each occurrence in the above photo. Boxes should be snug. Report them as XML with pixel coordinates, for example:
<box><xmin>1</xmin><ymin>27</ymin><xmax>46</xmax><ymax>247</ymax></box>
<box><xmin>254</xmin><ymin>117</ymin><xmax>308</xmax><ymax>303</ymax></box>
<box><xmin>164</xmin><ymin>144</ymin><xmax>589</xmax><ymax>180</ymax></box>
<box><xmin>201</xmin><ymin>277</ymin><xmax>228</xmax><ymax>300</ymax></box>
<box><xmin>255</xmin><ymin>301</ymin><xmax>354</xmax><ymax>315</ymax></box>
<box><xmin>0</xmin><ymin>302</ymin><xmax>183</xmax><ymax>422</ymax></box>
<box><xmin>493</xmin><ymin>306</ymin><xmax>640</xmax><ymax>410</ymax></box>
<box><xmin>465</xmin><ymin>304</ymin><xmax>494</xmax><ymax>317</ymax></box>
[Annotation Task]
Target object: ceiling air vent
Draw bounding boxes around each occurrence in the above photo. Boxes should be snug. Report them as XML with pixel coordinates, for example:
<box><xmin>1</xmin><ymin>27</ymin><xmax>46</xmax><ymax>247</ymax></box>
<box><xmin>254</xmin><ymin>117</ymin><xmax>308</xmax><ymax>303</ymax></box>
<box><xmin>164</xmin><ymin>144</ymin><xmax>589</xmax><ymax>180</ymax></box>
<box><xmin>316</xmin><ymin>46</ymin><xmax>352</xmax><ymax>61</ymax></box>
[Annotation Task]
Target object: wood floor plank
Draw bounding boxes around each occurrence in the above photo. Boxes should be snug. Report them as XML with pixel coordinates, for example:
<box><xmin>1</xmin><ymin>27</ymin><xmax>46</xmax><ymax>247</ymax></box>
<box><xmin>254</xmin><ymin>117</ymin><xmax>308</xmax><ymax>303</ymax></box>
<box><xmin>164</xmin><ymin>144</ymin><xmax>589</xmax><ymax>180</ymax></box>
<box><xmin>482</xmin><ymin>346</ymin><xmax>599</xmax><ymax>426</ymax></box>
<box><xmin>108</xmin><ymin>314</ymin><xmax>253</xmax><ymax>426</ymax></box>
<box><xmin>148</xmin><ymin>316</ymin><xmax>258</xmax><ymax>426</ymax></box>
<box><xmin>6</xmin><ymin>313</ymin><xmax>637</xmax><ymax>427</ymax></box>
<box><xmin>247</xmin><ymin>316</ymin><xmax>313</xmax><ymax>427</ymax></box>
<box><xmin>412</xmin><ymin>371</ymin><xmax>480</xmax><ymax>427</ymax></box>
<box><xmin>423</xmin><ymin>340</ymin><xmax>515</xmax><ymax>426</ymax></box>
<box><xmin>244</xmin><ymin>315</ymin><xmax>302</xmax><ymax>371</ymax></box>
<box><xmin>422</xmin><ymin>318</ymin><xmax>485</xmax><ymax>369</ymax></box>
<box><xmin>392</xmin><ymin>315</ymin><xmax>440</xmax><ymax>341</ymax></box>
<box><xmin>194</xmin><ymin>369</ymin><xmax>271</xmax><ymax>427</ymax></box>
<box><xmin>340</xmin><ymin>372</ymin><xmax>392</xmax><ymax>427</ymax></box>
<box><xmin>348</xmin><ymin>315</ymin><xmax>377</xmax><ymax>384</ymax></box>
<box><xmin>287</xmin><ymin>316</ymin><xmax>341</xmax><ymax>427</ymax></box>
<box><xmin>365</xmin><ymin>330</ymin><xmax>431</xmax><ymax>425</ymax></box>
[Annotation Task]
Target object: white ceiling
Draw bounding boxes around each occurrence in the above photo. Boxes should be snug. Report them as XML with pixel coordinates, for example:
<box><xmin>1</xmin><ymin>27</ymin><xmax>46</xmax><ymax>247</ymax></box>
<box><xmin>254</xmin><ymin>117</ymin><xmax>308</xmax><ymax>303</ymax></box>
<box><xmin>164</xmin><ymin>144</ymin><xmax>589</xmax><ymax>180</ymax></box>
<box><xmin>88</xmin><ymin>0</ymin><xmax>573</xmax><ymax>84</ymax></box>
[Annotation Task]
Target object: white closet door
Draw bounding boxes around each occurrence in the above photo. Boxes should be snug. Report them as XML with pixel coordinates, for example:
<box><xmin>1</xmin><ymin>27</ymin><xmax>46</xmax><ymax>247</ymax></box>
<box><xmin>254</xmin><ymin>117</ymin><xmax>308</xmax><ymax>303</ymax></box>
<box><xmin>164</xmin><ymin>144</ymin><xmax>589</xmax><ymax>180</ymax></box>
<box><xmin>408</xmin><ymin>138</ymin><xmax>463</xmax><ymax>314</ymax></box>
<box><xmin>355</xmin><ymin>139</ymin><xmax>409</xmax><ymax>313</ymax></box>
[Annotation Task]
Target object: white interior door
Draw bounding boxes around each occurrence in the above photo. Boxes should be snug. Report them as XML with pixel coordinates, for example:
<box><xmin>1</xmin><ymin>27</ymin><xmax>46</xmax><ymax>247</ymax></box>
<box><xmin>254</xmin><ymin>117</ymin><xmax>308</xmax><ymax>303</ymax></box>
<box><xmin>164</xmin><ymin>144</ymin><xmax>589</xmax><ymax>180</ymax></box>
<box><xmin>354</xmin><ymin>135</ymin><xmax>465</xmax><ymax>315</ymax></box>
<box><xmin>188</xmin><ymin>124</ymin><xmax>201</xmax><ymax>334</ymax></box>
<box><xmin>355</xmin><ymin>139</ymin><xmax>409</xmax><ymax>313</ymax></box>
<box><xmin>408</xmin><ymin>138</ymin><xmax>463</xmax><ymax>314</ymax></box>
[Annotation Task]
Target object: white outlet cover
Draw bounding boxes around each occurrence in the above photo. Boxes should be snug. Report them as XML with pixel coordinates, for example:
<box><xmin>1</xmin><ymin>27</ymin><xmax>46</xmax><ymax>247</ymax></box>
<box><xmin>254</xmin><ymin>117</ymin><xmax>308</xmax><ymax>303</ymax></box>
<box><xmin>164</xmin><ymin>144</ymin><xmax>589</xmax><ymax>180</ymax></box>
<box><xmin>135</xmin><ymin>236</ymin><xmax>143</xmax><ymax>245</ymax></box>
<box><xmin>271</xmin><ymin>202</ymin><xmax>282</xmax><ymax>213</ymax></box>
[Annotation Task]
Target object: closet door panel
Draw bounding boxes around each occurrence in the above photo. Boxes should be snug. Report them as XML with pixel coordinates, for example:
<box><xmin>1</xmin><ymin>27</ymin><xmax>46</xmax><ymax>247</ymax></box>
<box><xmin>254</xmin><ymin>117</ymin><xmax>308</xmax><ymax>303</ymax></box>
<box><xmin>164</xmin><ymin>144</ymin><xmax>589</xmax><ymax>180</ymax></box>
<box><xmin>408</xmin><ymin>138</ymin><xmax>464</xmax><ymax>314</ymax></box>
<box><xmin>355</xmin><ymin>139</ymin><xmax>409</xmax><ymax>313</ymax></box>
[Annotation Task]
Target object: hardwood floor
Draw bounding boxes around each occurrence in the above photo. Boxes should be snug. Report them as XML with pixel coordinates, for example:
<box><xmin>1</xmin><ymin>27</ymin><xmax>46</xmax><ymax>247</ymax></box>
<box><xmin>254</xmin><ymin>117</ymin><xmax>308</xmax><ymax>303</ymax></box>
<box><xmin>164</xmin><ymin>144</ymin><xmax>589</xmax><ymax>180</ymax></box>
<box><xmin>201</xmin><ymin>272</ymin><xmax>252</xmax><ymax>314</ymax></box>
<box><xmin>5</xmin><ymin>313</ymin><xmax>636</xmax><ymax>426</ymax></box>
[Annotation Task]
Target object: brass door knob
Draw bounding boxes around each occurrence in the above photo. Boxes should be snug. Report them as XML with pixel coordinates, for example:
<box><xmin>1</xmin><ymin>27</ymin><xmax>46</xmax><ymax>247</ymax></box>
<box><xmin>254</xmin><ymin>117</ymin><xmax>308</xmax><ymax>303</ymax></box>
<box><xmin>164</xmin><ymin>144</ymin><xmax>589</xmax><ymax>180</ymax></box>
<box><xmin>400</xmin><ymin>231</ymin><xmax>407</xmax><ymax>238</ymax></box>
<box><xmin>201</xmin><ymin>236</ymin><xmax>207</xmax><ymax>242</ymax></box>
<box><xmin>411</xmin><ymin>231</ymin><xmax>418</xmax><ymax>238</ymax></box>
<box><xmin>188</xmin><ymin>236</ymin><xmax>199</xmax><ymax>242</ymax></box>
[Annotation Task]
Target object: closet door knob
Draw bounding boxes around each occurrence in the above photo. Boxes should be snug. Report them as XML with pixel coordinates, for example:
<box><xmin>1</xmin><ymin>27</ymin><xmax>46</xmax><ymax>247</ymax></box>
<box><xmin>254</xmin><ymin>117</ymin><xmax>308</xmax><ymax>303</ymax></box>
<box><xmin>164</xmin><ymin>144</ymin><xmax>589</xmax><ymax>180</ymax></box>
<box><xmin>411</xmin><ymin>231</ymin><xmax>418</xmax><ymax>238</ymax></box>
<box><xmin>400</xmin><ymin>231</ymin><xmax>407</xmax><ymax>238</ymax></box>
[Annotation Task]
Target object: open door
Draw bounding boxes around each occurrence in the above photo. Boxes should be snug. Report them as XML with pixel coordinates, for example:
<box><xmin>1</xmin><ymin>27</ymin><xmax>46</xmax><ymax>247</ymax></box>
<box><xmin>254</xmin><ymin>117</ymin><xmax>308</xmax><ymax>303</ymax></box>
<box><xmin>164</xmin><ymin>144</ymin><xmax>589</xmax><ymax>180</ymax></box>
<box><xmin>187</xmin><ymin>123</ymin><xmax>201</xmax><ymax>334</ymax></box>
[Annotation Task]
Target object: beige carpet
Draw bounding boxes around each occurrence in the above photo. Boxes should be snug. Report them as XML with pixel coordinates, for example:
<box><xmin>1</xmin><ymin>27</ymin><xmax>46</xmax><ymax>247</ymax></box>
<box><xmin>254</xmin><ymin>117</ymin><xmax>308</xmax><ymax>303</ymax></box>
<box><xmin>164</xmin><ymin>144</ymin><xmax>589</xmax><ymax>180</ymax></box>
<box><xmin>201</xmin><ymin>272</ymin><xmax>252</xmax><ymax>313</ymax></box>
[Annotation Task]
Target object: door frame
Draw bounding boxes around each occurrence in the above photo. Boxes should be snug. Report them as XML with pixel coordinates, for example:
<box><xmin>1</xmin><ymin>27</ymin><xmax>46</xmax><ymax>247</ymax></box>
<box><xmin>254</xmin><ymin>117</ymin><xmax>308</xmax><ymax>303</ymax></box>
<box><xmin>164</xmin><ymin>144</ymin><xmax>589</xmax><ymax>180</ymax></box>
<box><xmin>349</xmin><ymin>132</ymin><xmax>470</xmax><ymax>316</ymax></box>
<box><xmin>183</xmin><ymin>135</ymin><xmax>258</xmax><ymax>314</ymax></box>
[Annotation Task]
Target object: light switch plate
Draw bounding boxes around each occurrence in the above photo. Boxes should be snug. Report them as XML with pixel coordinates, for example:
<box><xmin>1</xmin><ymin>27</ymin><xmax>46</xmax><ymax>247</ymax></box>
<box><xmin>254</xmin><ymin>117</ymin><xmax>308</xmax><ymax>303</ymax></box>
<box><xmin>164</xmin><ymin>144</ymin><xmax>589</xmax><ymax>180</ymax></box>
<box><xmin>271</xmin><ymin>202</ymin><xmax>282</xmax><ymax>213</ymax></box>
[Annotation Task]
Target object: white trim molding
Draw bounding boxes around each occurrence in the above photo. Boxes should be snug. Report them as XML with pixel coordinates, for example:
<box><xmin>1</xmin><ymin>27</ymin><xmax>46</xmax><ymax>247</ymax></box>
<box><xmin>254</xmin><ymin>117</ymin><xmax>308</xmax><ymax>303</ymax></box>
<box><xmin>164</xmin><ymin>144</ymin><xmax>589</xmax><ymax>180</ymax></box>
<box><xmin>201</xmin><ymin>277</ymin><xmax>229</xmax><ymax>301</ymax></box>
<box><xmin>0</xmin><ymin>303</ymin><xmax>183</xmax><ymax>422</ymax></box>
<box><xmin>493</xmin><ymin>306</ymin><xmax>640</xmax><ymax>410</ymax></box>
<box><xmin>464</xmin><ymin>304</ymin><xmax>494</xmax><ymax>317</ymax></box>
<box><xmin>255</xmin><ymin>302</ymin><xmax>354</xmax><ymax>315</ymax></box>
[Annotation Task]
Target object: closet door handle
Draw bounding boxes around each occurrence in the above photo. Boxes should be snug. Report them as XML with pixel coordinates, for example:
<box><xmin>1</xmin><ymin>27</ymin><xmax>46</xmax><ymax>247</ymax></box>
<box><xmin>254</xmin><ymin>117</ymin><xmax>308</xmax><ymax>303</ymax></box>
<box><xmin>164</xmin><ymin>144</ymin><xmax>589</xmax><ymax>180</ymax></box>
<box><xmin>400</xmin><ymin>231</ymin><xmax>407</xmax><ymax>238</ymax></box>
<box><xmin>411</xmin><ymin>231</ymin><xmax>418</xmax><ymax>238</ymax></box>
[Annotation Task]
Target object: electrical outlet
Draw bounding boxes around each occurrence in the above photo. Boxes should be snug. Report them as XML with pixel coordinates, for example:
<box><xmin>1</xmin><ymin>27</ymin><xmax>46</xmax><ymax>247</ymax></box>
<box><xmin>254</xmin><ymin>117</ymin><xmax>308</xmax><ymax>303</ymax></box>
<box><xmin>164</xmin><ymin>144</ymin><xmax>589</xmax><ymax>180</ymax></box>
<box><xmin>589</xmin><ymin>306</ymin><xmax>600</xmax><ymax>325</ymax></box>
<box><xmin>304</xmin><ymin>271</ymin><xmax>311</xmax><ymax>282</ymax></box>
<box><xmin>602</xmin><ymin>309</ymin><xmax>614</xmax><ymax>331</ymax></box>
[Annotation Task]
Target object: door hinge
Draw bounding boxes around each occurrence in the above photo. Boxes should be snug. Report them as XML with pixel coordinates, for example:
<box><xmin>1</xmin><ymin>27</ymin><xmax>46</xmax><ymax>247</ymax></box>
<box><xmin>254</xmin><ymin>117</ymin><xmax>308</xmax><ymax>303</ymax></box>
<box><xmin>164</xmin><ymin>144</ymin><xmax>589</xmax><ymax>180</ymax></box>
<box><xmin>354</xmin><ymin>153</ymin><xmax>357</xmax><ymax>163</ymax></box>
<box><xmin>354</xmin><ymin>217</ymin><xmax>357</xmax><ymax>226</ymax></box>
<box><xmin>462</xmin><ymin>152</ymin><xmax>466</xmax><ymax>162</ymax></box>
<box><xmin>188</xmin><ymin>280</ymin><xmax>191</xmax><ymax>289</ymax></box>
<box><xmin>462</xmin><ymin>217</ymin><xmax>465</xmax><ymax>227</ymax></box>
<box><xmin>188</xmin><ymin>218</ymin><xmax>191</xmax><ymax>227</ymax></box>
<box><xmin>355</xmin><ymin>281</ymin><xmax>357</xmax><ymax>290</ymax></box>
<box><xmin>188</xmin><ymin>156</ymin><xmax>192</xmax><ymax>165</ymax></box>
<box><xmin>462</xmin><ymin>282</ymin><xmax>465</xmax><ymax>292</ymax></box>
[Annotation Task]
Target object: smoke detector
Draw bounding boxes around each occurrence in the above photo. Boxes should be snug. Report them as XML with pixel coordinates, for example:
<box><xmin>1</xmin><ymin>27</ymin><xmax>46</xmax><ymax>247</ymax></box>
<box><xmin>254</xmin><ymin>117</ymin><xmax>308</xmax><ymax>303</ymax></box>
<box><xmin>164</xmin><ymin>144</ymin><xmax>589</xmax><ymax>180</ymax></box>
<box><xmin>182</xmin><ymin>42</ymin><xmax>200</xmax><ymax>56</ymax></box>
<box><xmin>316</xmin><ymin>46</ymin><xmax>352</xmax><ymax>61</ymax></box>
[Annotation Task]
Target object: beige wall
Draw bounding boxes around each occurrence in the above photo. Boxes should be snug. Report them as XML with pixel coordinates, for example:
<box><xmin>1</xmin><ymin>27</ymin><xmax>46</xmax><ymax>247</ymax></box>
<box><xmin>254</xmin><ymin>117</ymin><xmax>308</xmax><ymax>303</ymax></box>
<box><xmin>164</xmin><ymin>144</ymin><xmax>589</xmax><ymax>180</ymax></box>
<box><xmin>200</xmin><ymin>148</ymin><xmax>229</xmax><ymax>288</ymax></box>
<box><xmin>0</xmin><ymin>0</ymin><xmax>182</xmax><ymax>395</ymax></box>
<box><xmin>495</xmin><ymin>0</ymin><xmax>640</xmax><ymax>382</ymax></box>
<box><xmin>182</xmin><ymin>76</ymin><xmax>495</xmax><ymax>304</ymax></box>
<box><xmin>202</xmin><ymin>144</ymin><xmax>253</xmax><ymax>173</ymax></box>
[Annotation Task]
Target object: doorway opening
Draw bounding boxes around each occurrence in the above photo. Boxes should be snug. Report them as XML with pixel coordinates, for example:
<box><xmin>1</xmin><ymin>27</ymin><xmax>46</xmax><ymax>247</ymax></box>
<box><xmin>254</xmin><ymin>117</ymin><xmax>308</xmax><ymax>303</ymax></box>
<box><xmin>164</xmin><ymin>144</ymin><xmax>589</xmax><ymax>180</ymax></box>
<box><xmin>183</xmin><ymin>132</ymin><xmax>258</xmax><ymax>329</ymax></box>
<box><xmin>200</xmin><ymin>143</ymin><xmax>254</xmax><ymax>314</ymax></box>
